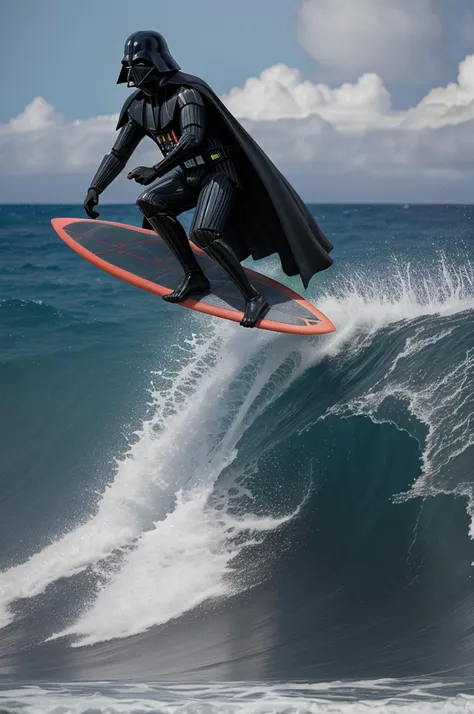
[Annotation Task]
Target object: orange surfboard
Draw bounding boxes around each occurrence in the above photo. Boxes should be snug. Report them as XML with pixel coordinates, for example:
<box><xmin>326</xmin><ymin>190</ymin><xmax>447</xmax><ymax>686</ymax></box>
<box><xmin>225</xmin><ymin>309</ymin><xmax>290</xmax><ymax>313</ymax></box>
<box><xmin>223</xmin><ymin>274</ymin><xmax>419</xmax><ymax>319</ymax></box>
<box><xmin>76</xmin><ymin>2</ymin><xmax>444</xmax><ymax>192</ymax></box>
<box><xmin>51</xmin><ymin>218</ymin><xmax>336</xmax><ymax>336</ymax></box>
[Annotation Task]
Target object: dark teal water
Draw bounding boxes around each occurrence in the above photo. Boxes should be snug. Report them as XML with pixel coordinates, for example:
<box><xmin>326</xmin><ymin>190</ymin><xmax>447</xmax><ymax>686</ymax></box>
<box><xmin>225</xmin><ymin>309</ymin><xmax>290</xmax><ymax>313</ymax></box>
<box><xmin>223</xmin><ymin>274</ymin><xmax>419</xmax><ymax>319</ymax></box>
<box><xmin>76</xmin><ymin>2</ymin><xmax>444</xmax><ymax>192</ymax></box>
<box><xmin>2</xmin><ymin>203</ymin><xmax>474</xmax><ymax>712</ymax></box>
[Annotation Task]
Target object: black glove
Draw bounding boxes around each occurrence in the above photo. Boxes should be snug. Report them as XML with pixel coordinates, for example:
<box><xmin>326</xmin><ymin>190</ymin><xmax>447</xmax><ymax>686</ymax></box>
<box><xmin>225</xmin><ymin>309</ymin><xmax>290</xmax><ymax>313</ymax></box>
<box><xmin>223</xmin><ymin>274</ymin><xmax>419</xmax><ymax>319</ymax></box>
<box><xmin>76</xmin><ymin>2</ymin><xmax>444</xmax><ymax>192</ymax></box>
<box><xmin>84</xmin><ymin>187</ymin><xmax>100</xmax><ymax>219</ymax></box>
<box><xmin>127</xmin><ymin>166</ymin><xmax>159</xmax><ymax>186</ymax></box>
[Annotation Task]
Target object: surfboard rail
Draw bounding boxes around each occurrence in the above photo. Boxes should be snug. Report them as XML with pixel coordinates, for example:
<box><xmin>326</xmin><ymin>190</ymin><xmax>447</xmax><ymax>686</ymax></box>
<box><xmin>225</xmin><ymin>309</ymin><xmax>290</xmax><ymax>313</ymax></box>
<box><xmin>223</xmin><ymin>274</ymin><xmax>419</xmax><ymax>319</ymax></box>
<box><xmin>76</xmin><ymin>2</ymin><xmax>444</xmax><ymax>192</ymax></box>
<box><xmin>51</xmin><ymin>217</ymin><xmax>336</xmax><ymax>336</ymax></box>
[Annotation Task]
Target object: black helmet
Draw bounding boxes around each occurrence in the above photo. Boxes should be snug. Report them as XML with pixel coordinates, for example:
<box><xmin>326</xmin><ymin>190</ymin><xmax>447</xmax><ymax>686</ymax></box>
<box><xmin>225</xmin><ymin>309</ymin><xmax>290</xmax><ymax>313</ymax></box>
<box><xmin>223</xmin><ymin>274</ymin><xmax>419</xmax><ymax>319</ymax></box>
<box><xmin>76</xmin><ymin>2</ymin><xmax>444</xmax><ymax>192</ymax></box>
<box><xmin>117</xmin><ymin>31</ymin><xmax>180</xmax><ymax>87</ymax></box>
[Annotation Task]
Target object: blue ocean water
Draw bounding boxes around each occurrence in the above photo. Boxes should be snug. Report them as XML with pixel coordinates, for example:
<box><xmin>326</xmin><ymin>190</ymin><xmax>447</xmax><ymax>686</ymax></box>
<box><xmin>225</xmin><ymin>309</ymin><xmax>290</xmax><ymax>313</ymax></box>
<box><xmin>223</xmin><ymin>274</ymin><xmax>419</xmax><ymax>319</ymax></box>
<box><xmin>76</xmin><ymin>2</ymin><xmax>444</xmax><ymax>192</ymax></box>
<box><xmin>1</xmin><ymin>203</ymin><xmax>474</xmax><ymax>712</ymax></box>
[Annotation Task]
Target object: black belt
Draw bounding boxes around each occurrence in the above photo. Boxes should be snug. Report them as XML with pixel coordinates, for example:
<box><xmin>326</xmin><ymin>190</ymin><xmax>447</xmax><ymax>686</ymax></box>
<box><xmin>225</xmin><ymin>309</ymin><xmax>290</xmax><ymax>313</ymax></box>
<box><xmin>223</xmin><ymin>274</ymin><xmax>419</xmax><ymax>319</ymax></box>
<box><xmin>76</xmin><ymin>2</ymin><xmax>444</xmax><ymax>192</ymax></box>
<box><xmin>183</xmin><ymin>145</ymin><xmax>230</xmax><ymax>169</ymax></box>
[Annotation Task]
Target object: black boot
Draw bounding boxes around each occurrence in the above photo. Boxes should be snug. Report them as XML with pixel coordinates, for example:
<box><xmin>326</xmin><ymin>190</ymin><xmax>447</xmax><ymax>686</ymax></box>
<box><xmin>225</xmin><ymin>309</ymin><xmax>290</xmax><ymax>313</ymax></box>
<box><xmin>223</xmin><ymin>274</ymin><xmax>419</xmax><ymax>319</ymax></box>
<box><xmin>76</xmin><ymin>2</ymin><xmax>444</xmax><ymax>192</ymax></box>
<box><xmin>146</xmin><ymin>214</ymin><xmax>210</xmax><ymax>302</ymax></box>
<box><xmin>203</xmin><ymin>238</ymin><xmax>269</xmax><ymax>328</ymax></box>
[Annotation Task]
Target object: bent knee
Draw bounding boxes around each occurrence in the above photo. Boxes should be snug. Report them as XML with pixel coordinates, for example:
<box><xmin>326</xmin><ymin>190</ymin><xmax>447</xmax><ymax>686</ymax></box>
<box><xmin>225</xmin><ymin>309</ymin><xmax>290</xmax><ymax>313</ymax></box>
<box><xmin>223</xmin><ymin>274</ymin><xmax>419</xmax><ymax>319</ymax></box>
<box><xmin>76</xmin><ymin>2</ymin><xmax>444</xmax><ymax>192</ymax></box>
<box><xmin>136</xmin><ymin>191</ymin><xmax>168</xmax><ymax>218</ymax></box>
<box><xmin>191</xmin><ymin>228</ymin><xmax>220</xmax><ymax>249</ymax></box>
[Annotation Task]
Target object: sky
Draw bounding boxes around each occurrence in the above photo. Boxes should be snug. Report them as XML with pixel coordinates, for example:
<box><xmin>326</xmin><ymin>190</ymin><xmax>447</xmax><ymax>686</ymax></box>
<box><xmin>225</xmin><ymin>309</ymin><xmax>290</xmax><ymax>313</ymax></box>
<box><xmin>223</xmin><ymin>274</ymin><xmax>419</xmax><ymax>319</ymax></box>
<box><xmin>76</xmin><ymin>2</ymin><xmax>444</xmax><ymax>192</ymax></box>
<box><xmin>2</xmin><ymin>0</ymin><xmax>474</xmax><ymax>203</ymax></box>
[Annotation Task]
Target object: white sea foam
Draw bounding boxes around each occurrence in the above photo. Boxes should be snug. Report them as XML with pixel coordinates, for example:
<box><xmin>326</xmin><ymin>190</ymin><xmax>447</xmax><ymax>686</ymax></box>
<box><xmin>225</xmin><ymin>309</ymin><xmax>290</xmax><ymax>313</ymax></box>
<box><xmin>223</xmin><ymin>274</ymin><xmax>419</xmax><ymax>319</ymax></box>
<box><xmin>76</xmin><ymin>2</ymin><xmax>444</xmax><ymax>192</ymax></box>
<box><xmin>0</xmin><ymin>680</ymin><xmax>472</xmax><ymax>714</ymax></box>
<box><xmin>0</xmin><ymin>322</ymin><xmax>305</xmax><ymax>639</ymax></box>
<box><xmin>1</xmin><ymin>256</ymin><xmax>474</xmax><ymax>643</ymax></box>
<box><xmin>312</xmin><ymin>257</ymin><xmax>474</xmax><ymax>529</ymax></box>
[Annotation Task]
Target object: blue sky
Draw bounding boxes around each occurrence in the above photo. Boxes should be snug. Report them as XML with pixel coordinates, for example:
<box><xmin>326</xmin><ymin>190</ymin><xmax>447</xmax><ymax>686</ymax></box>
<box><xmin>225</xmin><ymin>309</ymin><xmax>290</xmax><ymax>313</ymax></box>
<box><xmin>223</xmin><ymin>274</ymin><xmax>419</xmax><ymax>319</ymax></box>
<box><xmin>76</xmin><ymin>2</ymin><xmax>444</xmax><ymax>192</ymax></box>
<box><xmin>4</xmin><ymin>0</ymin><xmax>470</xmax><ymax>122</ymax></box>
<box><xmin>2</xmin><ymin>0</ymin><xmax>313</xmax><ymax>122</ymax></box>
<box><xmin>3</xmin><ymin>0</ymin><xmax>474</xmax><ymax>202</ymax></box>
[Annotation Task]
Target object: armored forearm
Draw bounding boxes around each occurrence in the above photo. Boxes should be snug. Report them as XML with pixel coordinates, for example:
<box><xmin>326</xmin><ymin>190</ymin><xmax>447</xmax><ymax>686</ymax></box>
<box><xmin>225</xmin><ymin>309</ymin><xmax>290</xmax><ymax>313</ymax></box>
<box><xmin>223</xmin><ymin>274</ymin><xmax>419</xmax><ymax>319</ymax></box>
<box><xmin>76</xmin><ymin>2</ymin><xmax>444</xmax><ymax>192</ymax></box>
<box><xmin>89</xmin><ymin>119</ymin><xmax>145</xmax><ymax>193</ymax></box>
<box><xmin>154</xmin><ymin>88</ymin><xmax>205</xmax><ymax>176</ymax></box>
<box><xmin>89</xmin><ymin>154</ymin><xmax>125</xmax><ymax>193</ymax></box>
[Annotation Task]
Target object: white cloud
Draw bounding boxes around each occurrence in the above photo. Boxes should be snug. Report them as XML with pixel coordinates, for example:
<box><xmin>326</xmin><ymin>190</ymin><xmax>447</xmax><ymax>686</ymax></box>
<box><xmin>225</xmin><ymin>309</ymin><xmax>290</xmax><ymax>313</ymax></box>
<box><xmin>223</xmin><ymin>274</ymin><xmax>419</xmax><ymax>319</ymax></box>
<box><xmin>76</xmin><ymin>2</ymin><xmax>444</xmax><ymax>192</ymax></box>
<box><xmin>3</xmin><ymin>56</ymin><xmax>474</xmax><ymax>203</ymax></box>
<box><xmin>223</xmin><ymin>65</ymin><xmax>392</xmax><ymax>125</ymax></box>
<box><xmin>8</xmin><ymin>97</ymin><xmax>63</xmax><ymax>132</ymax></box>
<box><xmin>296</xmin><ymin>0</ymin><xmax>445</xmax><ymax>83</ymax></box>
<box><xmin>222</xmin><ymin>58</ymin><xmax>474</xmax><ymax>134</ymax></box>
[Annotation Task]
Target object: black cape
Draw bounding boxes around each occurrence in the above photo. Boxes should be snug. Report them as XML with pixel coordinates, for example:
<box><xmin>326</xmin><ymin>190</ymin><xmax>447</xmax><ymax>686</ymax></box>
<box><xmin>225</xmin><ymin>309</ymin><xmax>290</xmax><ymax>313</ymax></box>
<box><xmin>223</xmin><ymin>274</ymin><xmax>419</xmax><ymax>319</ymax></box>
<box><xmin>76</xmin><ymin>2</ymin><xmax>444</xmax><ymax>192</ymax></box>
<box><xmin>146</xmin><ymin>71</ymin><xmax>334</xmax><ymax>289</ymax></box>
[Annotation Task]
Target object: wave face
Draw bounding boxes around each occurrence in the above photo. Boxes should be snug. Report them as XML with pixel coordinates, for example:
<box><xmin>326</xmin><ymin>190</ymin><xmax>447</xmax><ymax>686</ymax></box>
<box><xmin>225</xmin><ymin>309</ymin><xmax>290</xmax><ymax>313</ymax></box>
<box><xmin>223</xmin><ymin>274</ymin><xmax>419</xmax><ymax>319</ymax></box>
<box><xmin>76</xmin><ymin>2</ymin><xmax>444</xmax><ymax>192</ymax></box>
<box><xmin>2</xmin><ymin>204</ymin><xmax>474</xmax><ymax>712</ymax></box>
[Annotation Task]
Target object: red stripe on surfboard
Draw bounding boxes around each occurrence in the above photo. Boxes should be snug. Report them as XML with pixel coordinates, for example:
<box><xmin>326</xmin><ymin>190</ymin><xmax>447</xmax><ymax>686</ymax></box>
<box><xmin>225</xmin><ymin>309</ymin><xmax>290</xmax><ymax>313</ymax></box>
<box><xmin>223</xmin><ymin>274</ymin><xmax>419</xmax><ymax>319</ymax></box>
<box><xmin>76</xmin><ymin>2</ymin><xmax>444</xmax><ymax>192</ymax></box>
<box><xmin>51</xmin><ymin>217</ymin><xmax>336</xmax><ymax>335</ymax></box>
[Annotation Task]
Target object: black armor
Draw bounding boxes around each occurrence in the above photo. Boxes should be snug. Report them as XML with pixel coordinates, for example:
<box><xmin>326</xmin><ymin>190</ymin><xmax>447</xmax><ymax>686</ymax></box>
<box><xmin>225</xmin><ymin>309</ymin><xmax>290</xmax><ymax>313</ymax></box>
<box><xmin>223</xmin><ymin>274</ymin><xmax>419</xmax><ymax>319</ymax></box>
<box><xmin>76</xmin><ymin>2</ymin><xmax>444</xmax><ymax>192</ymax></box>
<box><xmin>85</xmin><ymin>31</ymin><xmax>334</xmax><ymax>327</ymax></box>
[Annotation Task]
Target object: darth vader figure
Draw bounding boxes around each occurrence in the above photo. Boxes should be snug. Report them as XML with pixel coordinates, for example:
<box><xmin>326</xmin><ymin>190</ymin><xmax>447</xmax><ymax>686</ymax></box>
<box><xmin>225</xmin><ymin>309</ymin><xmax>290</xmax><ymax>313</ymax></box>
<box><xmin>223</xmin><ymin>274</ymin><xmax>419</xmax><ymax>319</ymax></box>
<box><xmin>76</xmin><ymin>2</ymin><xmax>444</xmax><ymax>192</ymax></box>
<box><xmin>84</xmin><ymin>31</ymin><xmax>334</xmax><ymax>327</ymax></box>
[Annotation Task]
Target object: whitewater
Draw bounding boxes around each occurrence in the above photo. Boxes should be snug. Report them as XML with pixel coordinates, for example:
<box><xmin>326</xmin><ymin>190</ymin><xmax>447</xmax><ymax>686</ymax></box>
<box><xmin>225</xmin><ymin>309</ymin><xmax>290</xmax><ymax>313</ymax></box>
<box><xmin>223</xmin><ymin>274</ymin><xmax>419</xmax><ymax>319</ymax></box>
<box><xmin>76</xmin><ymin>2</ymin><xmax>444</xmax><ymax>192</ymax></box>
<box><xmin>2</xmin><ymin>203</ymin><xmax>474</xmax><ymax>712</ymax></box>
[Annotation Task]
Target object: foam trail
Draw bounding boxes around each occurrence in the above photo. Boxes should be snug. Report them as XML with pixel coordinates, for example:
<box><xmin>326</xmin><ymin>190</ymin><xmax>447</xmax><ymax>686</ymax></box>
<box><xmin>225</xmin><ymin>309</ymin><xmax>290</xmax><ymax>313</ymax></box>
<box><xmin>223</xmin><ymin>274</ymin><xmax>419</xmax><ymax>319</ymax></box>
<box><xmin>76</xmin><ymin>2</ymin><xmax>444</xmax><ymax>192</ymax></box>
<box><xmin>310</xmin><ymin>258</ymin><xmax>474</xmax><ymax>526</ymax></box>
<box><xmin>313</xmin><ymin>256</ymin><xmax>474</xmax><ymax>360</ymax></box>
<box><xmin>0</xmin><ymin>324</ymin><xmax>270</xmax><ymax>628</ymax></box>
<box><xmin>2</xmin><ymin>255</ymin><xmax>474</xmax><ymax>638</ymax></box>
<box><xmin>51</xmin><ymin>343</ymin><xmax>314</xmax><ymax>645</ymax></box>
<box><xmin>49</xmin><ymin>257</ymin><xmax>474</xmax><ymax>645</ymax></box>
<box><xmin>1</xmin><ymin>680</ymin><xmax>473</xmax><ymax>713</ymax></box>
<box><xmin>0</xmin><ymin>318</ymin><xmax>309</xmax><ymax>635</ymax></box>
<box><xmin>52</xmin><ymin>487</ymin><xmax>302</xmax><ymax>646</ymax></box>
